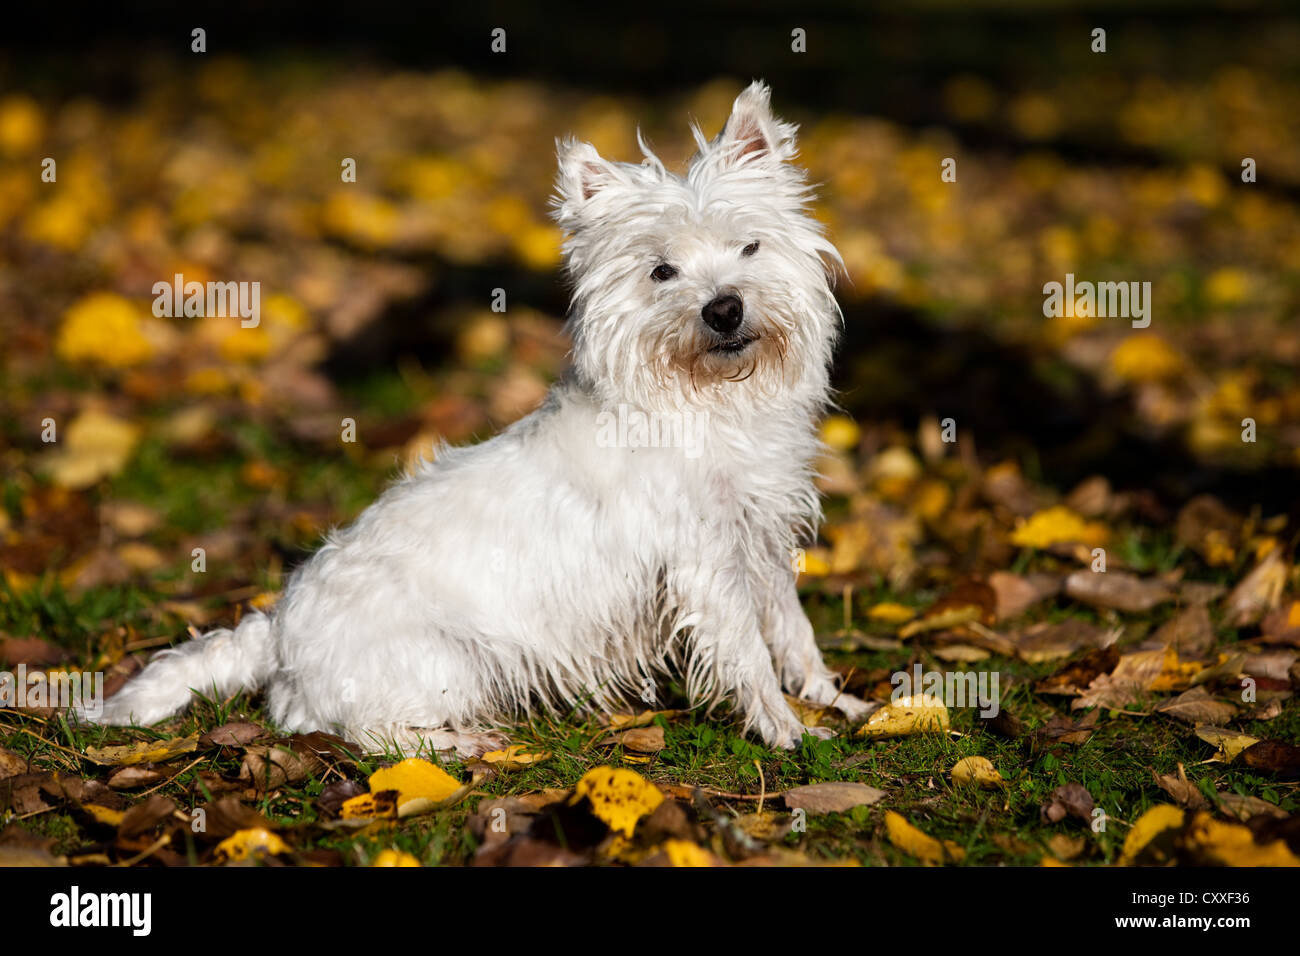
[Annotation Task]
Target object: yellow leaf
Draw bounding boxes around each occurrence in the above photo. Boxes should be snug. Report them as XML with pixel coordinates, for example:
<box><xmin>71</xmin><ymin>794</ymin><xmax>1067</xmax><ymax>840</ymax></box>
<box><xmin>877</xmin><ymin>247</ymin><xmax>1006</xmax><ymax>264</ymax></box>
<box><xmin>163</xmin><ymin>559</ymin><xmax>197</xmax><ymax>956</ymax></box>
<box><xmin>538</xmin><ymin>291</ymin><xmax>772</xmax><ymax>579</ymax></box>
<box><xmin>480</xmin><ymin>745</ymin><xmax>551</xmax><ymax>768</ymax></box>
<box><xmin>1183</xmin><ymin>812</ymin><xmax>1299</xmax><ymax>867</ymax></box>
<box><xmin>857</xmin><ymin>695</ymin><xmax>950</xmax><ymax>738</ymax></box>
<box><xmin>368</xmin><ymin>758</ymin><xmax>462</xmax><ymax>815</ymax></box>
<box><xmin>820</xmin><ymin>416</ymin><xmax>861</xmax><ymax>452</ymax></box>
<box><xmin>951</xmin><ymin>756</ymin><xmax>1005</xmax><ymax>789</ymax></box>
<box><xmin>84</xmin><ymin>735</ymin><xmax>198</xmax><ymax>767</ymax></box>
<box><xmin>1149</xmin><ymin>646</ymin><xmax>1204</xmax><ymax>693</ymax></box>
<box><xmin>885</xmin><ymin>811</ymin><xmax>964</xmax><ymax>864</ymax></box>
<box><xmin>1110</xmin><ymin>334</ymin><xmax>1183</xmax><ymax>383</ymax></box>
<box><xmin>1010</xmin><ymin>506</ymin><xmax>1107</xmax><ymax>550</ymax></box>
<box><xmin>46</xmin><ymin>409</ymin><xmax>141</xmax><ymax>490</ymax></box>
<box><xmin>867</xmin><ymin>602</ymin><xmax>916</xmax><ymax>624</ymax></box>
<box><xmin>56</xmin><ymin>293</ymin><xmax>154</xmax><ymax>368</ymax></box>
<box><xmin>1120</xmin><ymin>805</ymin><xmax>1185</xmax><ymax>865</ymax></box>
<box><xmin>606</xmin><ymin>711</ymin><xmax>677</xmax><ymax>731</ymax></box>
<box><xmin>214</xmin><ymin>827</ymin><xmax>289</xmax><ymax>863</ymax></box>
<box><xmin>340</xmin><ymin>791</ymin><xmax>398</xmax><ymax>820</ymax></box>
<box><xmin>371</xmin><ymin>849</ymin><xmax>422</xmax><ymax>867</ymax></box>
<box><xmin>663</xmin><ymin>839</ymin><xmax>716</xmax><ymax>867</ymax></box>
<box><xmin>81</xmin><ymin>804</ymin><xmax>126</xmax><ymax>827</ymax></box>
<box><xmin>1195</xmin><ymin>727</ymin><xmax>1260</xmax><ymax>762</ymax></box>
<box><xmin>571</xmin><ymin>766</ymin><xmax>663</xmax><ymax>838</ymax></box>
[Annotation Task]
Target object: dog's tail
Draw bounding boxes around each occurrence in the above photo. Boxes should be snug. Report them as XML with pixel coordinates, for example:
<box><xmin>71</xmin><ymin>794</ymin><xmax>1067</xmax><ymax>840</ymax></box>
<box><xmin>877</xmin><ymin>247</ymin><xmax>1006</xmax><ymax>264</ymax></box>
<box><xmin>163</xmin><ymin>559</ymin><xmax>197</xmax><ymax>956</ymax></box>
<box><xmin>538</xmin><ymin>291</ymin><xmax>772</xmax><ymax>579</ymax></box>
<box><xmin>79</xmin><ymin>612</ymin><xmax>275</xmax><ymax>727</ymax></box>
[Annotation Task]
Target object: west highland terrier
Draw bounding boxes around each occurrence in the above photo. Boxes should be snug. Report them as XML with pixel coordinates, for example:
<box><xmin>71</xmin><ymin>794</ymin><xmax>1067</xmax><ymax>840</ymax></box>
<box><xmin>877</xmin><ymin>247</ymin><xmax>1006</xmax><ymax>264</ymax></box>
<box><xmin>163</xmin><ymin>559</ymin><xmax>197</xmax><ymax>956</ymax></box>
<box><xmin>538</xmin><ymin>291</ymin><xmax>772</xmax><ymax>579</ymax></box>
<box><xmin>85</xmin><ymin>81</ymin><xmax>873</xmax><ymax>756</ymax></box>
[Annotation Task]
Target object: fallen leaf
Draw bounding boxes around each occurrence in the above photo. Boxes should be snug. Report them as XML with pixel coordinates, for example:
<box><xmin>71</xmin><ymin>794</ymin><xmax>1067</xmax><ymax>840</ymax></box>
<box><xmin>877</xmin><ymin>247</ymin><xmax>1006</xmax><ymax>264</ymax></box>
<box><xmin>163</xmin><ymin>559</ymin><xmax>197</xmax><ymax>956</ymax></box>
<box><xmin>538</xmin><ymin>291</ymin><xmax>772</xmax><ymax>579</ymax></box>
<box><xmin>84</xmin><ymin>735</ymin><xmax>199</xmax><ymax>767</ymax></box>
<box><xmin>884</xmin><ymin>811</ymin><xmax>964</xmax><ymax>864</ymax></box>
<box><xmin>199</xmin><ymin>722</ymin><xmax>267</xmax><ymax>748</ymax></box>
<box><xmin>106</xmin><ymin>766</ymin><xmax>164</xmax><ymax>790</ymax></box>
<box><xmin>571</xmin><ymin>766</ymin><xmax>664</xmax><ymax>838</ymax></box>
<box><xmin>951</xmin><ymin>756</ymin><xmax>1005</xmax><ymax>789</ymax></box>
<box><xmin>1224</xmin><ymin>546</ymin><xmax>1288</xmax><ymax>627</ymax></box>
<box><xmin>214</xmin><ymin>827</ymin><xmax>290</xmax><ymax>863</ymax></box>
<box><xmin>479</xmin><ymin>745</ymin><xmax>552</xmax><ymax>768</ymax></box>
<box><xmin>371</xmin><ymin>849</ymin><xmax>422</xmax><ymax>867</ymax></box>
<box><xmin>988</xmin><ymin>571</ymin><xmax>1061</xmax><ymax>620</ymax></box>
<box><xmin>1152</xmin><ymin>766</ymin><xmax>1208</xmax><ymax>809</ymax></box>
<box><xmin>1010</xmin><ymin>506</ymin><xmax>1107</xmax><ymax>550</ymax></box>
<box><xmin>1154</xmin><ymin>686</ymin><xmax>1237</xmax><ymax>725</ymax></box>
<box><xmin>1037</xmin><ymin>645</ymin><xmax>1121</xmax><ymax>695</ymax></box>
<box><xmin>1064</xmin><ymin>570</ymin><xmax>1173</xmax><ymax>613</ymax></box>
<box><xmin>239</xmin><ymin>741</ymin><xmax>325</xmax><ymax>791</ymax></box>
<box><xmin>1041</xmin><ymin>783</ymin><xmax>1094</xmax><ymax>824</ymax></box>
<box><xmin>783</xmin><ymin>782</ymin><xmax>886</xmax><ymax>814</ymax></box>
<box><xmin>1149</xmin><ymin>604</ymin><xmax>1214</xmax><ymax>656</ymax></box>
<box><xmin>1119</xmin><ymin>805</ymin><xmax>1185</xmax><ymax>865</ymax></box>
<box><xmin>45</xmin><ymin>408</ymin><xmax>141</xmax><ymax>489</ymax></box>
<box><xmin>856</xmin><ymin>695</ymin><xmax>950</xmax><ymax>738</ymax></box>
<box><xmin>1195</xmin><ymin>727</ymin><xmax>1260</xmax><ymax>762</ymax></box>
<box><xmin>1238</xmin><ymin>740</ymin><xmax>1300</xmax><ymax>777</ymax></box>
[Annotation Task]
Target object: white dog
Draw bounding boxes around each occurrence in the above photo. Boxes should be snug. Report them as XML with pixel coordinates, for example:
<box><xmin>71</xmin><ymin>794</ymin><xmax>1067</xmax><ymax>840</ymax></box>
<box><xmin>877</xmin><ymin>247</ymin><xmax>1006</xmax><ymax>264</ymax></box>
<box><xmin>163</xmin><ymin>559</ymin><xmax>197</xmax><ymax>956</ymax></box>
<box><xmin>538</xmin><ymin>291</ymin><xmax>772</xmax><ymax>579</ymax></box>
<box><xmin>85</xmin><ymin>81</ymin><xmax>872</xmax><ymax>756</ymax></box>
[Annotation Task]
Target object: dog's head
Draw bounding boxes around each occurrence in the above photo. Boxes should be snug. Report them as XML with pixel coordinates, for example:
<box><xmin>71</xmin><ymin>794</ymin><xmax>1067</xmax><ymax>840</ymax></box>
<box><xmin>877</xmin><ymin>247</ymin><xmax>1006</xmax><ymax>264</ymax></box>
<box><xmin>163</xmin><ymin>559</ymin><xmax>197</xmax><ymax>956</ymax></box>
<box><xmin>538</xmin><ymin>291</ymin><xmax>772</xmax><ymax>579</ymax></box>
<box><xmin>552</xmin><ymin>81</ymin><xmax>842</xmax><ymax>414</ymax></box>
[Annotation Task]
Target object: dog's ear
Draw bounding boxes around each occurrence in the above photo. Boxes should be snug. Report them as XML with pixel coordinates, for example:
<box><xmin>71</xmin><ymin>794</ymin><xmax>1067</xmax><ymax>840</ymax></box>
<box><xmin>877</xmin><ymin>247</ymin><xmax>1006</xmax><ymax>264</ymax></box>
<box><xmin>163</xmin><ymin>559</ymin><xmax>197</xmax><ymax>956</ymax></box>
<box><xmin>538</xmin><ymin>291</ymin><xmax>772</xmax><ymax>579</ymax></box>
<box><xmin>552</xmin><ymin>138</ymin><xmax>622</xmax><ymax>224</ymax></box>
<box><xmin>704</xmin><ymin>80</ymin><xmax>798</xmax><ymax>169</ymax></box>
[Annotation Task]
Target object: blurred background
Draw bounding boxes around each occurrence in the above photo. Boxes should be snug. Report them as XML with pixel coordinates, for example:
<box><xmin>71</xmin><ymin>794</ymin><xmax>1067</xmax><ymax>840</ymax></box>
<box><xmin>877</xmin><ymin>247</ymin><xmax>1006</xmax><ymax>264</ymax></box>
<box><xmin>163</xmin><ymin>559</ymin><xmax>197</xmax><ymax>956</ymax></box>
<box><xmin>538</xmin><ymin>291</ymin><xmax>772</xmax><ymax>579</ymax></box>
<box><xmin>2</xmin><ymin>0</ymin><xmax>1299</xmax><ymax>623</ymax></box>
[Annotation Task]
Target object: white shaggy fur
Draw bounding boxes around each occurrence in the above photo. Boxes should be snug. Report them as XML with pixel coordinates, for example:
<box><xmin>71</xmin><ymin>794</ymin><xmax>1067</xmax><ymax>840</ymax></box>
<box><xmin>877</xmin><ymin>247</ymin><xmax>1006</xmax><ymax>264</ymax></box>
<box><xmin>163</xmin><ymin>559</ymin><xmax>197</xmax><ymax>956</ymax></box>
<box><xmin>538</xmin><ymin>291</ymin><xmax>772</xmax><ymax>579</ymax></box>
<box><xmin>81</xmin><ymin>82</ymin><xmax>872</xmax><ymax>757</ymax></box>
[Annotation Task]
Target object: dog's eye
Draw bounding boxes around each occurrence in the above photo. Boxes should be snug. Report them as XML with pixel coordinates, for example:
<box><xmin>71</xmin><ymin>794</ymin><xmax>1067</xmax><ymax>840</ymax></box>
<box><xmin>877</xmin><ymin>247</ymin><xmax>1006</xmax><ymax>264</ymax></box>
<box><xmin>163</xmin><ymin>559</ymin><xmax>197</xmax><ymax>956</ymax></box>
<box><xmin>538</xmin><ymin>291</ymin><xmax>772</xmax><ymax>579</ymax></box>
<box><xmin>741</xmin><ymin>241</ymin><xmax>760</xmax><ymax>257</ymax></box>
<box><xmin>650</xmin><ymin>264</ymin><xmax>678</xmax><ymax>282</ymax></box>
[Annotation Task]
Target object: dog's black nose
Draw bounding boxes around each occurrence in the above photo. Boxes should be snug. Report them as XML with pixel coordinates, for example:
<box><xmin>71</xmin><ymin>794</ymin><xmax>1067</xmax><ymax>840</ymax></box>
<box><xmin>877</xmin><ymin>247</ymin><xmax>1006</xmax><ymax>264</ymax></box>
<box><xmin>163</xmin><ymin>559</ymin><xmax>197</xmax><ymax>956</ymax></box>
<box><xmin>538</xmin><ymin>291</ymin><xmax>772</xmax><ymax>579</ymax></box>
<box><xmin>701</xmin><ymin>294</ymin><xmax>743</xmax><ymax>334</ymax></box>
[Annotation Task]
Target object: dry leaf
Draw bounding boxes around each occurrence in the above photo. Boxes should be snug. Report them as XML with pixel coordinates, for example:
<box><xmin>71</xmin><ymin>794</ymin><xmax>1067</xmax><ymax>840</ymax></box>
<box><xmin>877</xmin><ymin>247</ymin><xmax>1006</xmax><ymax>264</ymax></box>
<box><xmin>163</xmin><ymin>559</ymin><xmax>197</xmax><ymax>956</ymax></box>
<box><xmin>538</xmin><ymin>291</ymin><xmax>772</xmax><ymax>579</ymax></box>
<box><xmin>1064</xmin><ymin>570</ymin><xmax>1173</xmax><ymax>613</ymax></box>
<box><xmin>571</xmin><ymin>766</ymin><xmax>664</xmax><ymax>838</ymax></box>
<box><xmin>1224</xmin><ymin>547</ymin><xmax>1288</xmax><ymax>627</ymax></box>
<box><xmin>951</xmin><ymin>756</ymin><xmax>1004</xmax><ymax>789</ymax></box>
<box><xmin>84</xmin><ymin>735</ymin><xmax>198</xmax><ymax>767</ymax></box>
<box><xmin>1195</xmin><ymin>726</ymin><xmax>1260</xmax><ymax>762</ymax></box>
<box><xmin>783</xmin><ymin>782</ymin><xmax>886</xmax><ymax>814</ymax></box>
<box><xmin>856</xmin><ymin>695</ymin><xmax>950</xmax><ymax>738</ymax></box>
<box><xmin>884</xmin><ymin>811</ymin><xmax>964</xmax><ymax>864</ymax></box>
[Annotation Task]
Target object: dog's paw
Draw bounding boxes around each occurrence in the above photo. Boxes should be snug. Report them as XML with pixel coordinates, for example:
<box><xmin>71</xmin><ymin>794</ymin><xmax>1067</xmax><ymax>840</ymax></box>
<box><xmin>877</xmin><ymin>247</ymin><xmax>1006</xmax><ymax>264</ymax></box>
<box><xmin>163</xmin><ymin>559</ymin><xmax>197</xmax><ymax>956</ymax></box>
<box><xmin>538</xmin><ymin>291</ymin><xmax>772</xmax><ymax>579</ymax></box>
<box><xmin>829</xmin><ymin>693</ymin><xmax>877</xmax><ymax>723</ymax></box>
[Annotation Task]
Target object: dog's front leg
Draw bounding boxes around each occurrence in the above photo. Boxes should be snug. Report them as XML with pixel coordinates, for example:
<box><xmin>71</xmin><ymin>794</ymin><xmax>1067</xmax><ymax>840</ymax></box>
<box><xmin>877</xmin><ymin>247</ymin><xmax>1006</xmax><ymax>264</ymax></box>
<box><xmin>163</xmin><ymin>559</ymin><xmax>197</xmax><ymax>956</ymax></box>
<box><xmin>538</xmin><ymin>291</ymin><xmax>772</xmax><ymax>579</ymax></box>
<box><xmin>765</xmin><ymin>563</ymin><xmax>875</xmax><ymax>722</ymax></box>
<box><xmin>676</xmin><ymin>562</ymin><xmax>829</xmax><ymax>750</ymax></box>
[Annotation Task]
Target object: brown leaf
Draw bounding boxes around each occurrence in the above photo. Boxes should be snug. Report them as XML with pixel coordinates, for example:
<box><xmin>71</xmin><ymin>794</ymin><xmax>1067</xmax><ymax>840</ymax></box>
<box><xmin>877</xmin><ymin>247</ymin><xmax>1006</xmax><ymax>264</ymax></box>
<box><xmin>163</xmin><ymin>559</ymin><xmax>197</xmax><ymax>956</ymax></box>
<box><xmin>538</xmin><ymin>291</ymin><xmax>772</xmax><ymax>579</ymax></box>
<box><xmin>1238</xmin><ymin>740</ymin><xmax>1300</xmax><ymax>777</ymax></box>
<box><xmin>599</xmin><ymin>725</ymin><xmax>666</xmax><ymax>754</ymax></box>
<box><xmin>1224</xmin><ymin>547</ymin><xmax>1288</xmax><ymax>627</ymax></box>
<box><xmin>1037</xmin><ymin>645</ymin><xmax>1121</xmax><ymax>695</ymax></box>
<box><xmin>1214</xmin><ymin>793</ymin><xmax>1287</xmax><ymax>823</ymax></box>
<box><xmin>0</xmin><ymin>637</ymin><xmax>69</xmax><ymax>667</ymax></box>
<box><xmin>988</xmin><ymin>571</ymin><xmax>1061</xmax><ymax>621</ymax></box>
<box><xmin>1064</xmin><ymin>570</ymin><xmax>1173</xmax><ymax>613</ymax></box>
<box><xmin>0</xmin><ymin>747</ymin><xmax>28</xmax><ymax>780</ymax></box>
<box><xmin>238</xmin><ymin>741</ymin><xmax>325</xmax><ymax>791</ymax></box>
<box><xmin>316</xmin><ymin>780</ymin><xmax>367</xmax><ymax>819</ymax></box>
<box><xmin>1152</xmin><ymin>766</ymin><xmax>1208</xmax><ymax>809</ymax></box>
<box><xmin>1073</xmin><ymin>648</ymin><xmax>1168</xmax><ymax>710</ymax></box>
<box><xmin>1040</xmin><ymin>783</ymin><xmax>1095</xmax><ymax>824</ymax></box>
<box><xmin>1015</xmin><ymin>619</ymin><xmax>1114</xmax><ymax>664</ymax></box>
<box><xmin>783</xmin><ymin>782</ymin><xmax>886</xmax><ymax>814</ymax></box>
<box><xmin>194</xmin><ymin>796</ymin><xmax>277</xmax><ymax>841</ymax></box>
<box><xmin>1175</xmin><ymin>495</ymin><xmax>1242</xmax><ymax>565</ymax></box>
<box><xmin>118</xmin><ymin>795</ymin><xmax>177</xmax><ymax>840</ymax></box>
<box><xmin>199</xmin><ymin>722</ymin><xmax>268</xmax><ymax>749</ymax></box>
<box><xmin>1030</xmin><ymin>708</ymin><xmax>1101</xmax><ymax>749</ymax></box>
<box><xmin>106</xmin><ymin>766</ymin><xmax>165</xmax><ymax>790</ymax></box>
<box><xmin>1149</xmin><ymin>604</ymin><xmax>1214</xmax><ymax>657</ymax></box>
<box><xmin>1154</xmin><ymin>686</ymin><xmax>1238</xmax><ymax>725</ymax></box>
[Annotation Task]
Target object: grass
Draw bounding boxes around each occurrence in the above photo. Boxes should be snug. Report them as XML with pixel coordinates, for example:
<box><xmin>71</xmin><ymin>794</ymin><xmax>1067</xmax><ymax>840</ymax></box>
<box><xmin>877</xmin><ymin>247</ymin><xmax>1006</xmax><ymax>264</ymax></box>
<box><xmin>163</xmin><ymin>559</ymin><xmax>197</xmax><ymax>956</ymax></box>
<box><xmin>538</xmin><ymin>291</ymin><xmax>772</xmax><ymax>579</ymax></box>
<box><xmin>1</xmin><ymin>371</ymin><xmax>1294</xmax><ymax>867</ymax></box>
